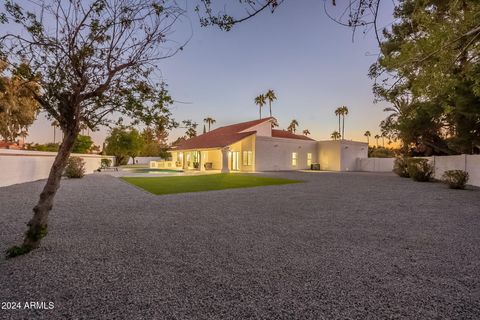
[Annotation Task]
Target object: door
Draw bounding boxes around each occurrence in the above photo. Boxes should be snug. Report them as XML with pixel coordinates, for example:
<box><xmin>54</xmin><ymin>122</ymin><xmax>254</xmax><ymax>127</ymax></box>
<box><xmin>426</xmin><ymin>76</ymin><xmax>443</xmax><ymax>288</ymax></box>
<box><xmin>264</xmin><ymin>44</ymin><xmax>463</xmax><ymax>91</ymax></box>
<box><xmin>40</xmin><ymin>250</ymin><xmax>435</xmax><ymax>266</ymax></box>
<box><xmin>231</xmin><ymin>151</ymin><xmax>240</xmax><ymax>171</ymax></box>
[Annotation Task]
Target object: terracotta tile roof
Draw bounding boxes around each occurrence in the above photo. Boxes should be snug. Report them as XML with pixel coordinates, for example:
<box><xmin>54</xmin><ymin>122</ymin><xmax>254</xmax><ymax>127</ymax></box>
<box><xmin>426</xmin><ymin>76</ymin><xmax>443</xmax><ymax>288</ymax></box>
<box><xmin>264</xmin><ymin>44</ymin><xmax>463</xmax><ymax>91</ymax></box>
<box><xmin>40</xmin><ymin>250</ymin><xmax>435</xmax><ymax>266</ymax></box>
<box><xmin>171</xmin><ymin>118</ymin><xmax>314</xmax><ymax>150</ymax></box>
<box><xmin>272</xmin><ymin>129</ymin><xmax>315</xmax><ymax>141</ymax></box>
<box><xmin>172</xmin><ymin>118</ymin><xmax>274</xmax><ymax>151</ymax></box>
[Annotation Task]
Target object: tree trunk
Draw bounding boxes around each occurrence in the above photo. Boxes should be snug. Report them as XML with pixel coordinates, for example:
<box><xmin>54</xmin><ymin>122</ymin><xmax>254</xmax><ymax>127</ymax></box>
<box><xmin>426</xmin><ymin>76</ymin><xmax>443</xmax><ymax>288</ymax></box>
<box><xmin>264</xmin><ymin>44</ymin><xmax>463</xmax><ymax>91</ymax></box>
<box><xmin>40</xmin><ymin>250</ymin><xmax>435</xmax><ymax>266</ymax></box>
<box><xmin>338</xmin><ymin>116</ymin><xmax>341</xmax><ymax>138</ymax></box>
<box><xmin>269</xmin><ymin>101</ymin><xmax>272</xmax><ymax>117</ymax></box>
<box><xmin>21</xmin><ymin>128</ymin><xmax>78</xmax><ymax>252</ymax></box>
<box><xmin>342</xmin><ymin>116</ymin><xmax>345</xmax><ymax>140</ymax></box>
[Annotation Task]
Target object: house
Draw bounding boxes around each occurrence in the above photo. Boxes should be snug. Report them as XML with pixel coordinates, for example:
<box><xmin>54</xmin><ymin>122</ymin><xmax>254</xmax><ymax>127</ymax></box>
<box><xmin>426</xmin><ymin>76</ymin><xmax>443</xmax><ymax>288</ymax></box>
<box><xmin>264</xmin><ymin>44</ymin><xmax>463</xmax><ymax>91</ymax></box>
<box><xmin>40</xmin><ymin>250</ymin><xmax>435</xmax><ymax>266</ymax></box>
<box><xmin>151</xmin><ymin>117</ymin><xmax>367</xmax><ymax>172</ymax></box>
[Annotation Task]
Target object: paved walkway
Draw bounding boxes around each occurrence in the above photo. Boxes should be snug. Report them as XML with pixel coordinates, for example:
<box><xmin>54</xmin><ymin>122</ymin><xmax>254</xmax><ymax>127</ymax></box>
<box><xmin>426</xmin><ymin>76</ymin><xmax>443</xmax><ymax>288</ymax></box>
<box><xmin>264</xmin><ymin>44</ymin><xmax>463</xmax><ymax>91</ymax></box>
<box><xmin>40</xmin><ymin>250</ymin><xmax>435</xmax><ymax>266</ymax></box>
<box><xmin>1</xmin><ymin>172</ymin><xmax>479</xmax><ymax>319</ymax></box>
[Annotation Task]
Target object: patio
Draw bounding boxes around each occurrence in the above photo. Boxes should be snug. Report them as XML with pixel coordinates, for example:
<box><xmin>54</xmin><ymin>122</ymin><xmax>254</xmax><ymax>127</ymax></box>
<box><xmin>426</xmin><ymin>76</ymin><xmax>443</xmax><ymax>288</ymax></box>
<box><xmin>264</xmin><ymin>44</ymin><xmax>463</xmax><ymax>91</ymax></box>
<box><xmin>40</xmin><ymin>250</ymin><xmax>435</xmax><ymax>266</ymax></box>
<box><xmin>0</xmin><ymin>171</ymin><xmax>479</xmax><ymax>319</ymax></box>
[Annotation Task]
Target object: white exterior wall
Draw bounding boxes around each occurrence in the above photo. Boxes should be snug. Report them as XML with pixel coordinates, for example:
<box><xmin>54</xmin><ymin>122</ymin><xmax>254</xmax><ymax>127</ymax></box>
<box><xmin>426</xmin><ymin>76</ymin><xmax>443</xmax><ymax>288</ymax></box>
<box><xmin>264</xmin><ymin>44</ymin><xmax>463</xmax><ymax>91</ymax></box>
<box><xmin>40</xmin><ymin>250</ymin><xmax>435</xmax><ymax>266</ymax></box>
<box><xmin>240</xmin><ymin>121</ymin><xmax>271</xmax><ymax>137</ymax></box>
<box><xmin>317</xmin><ymin>141</ymin><xmax>341</xmax><ymax>171</ymax></box>
<box><xmin>255</xmin><ymin>136</ymin><xmax>317</xmax><ymax>171</ymax></box>
<box><xmin>0</xmin><ymin>149</ymin><xmax>115</xmax><ymax>187</ymax></box>
<box><xmin>339</xmin><ymin>141</ymin><xmax>368</xmax><ymax>171</ymax></box>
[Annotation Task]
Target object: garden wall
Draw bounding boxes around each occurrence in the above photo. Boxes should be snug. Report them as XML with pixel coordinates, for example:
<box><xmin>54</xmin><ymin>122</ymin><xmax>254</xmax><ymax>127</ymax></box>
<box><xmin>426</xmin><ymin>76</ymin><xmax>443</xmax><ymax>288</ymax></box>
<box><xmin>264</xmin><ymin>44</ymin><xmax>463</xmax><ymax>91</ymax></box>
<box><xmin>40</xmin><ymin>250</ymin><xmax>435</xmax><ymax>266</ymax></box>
<box><xmin>357</xmin><ymin>155</ymin><xmax>480</xmax><ymax>187</ymax></box>
<box><xmin>128</xmin><ymin>156</ymin><xmax>162</xmax><ymax>165</ymax></box>
<box><xmin>0</xmin><ymin>149</ymin><xmax>115</xmax><ymax>187</ymax></box>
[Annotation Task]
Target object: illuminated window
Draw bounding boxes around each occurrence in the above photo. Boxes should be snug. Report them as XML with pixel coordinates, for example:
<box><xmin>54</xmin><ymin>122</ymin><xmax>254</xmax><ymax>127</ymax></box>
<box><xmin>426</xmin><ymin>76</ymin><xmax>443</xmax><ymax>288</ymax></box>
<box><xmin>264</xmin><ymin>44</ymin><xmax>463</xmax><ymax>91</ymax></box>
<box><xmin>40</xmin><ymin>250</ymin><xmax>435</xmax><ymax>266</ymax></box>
<box><xmin>307</xmin><ymin>153</ymin><xmax>312</xmax><ymax>166</ymax></box>
<box><xmin>292</xmin><ymin>152</ymin><xmax>297</xmax><ymax>166</ymax></box>
<box><xmin>242</xmin><ymin>151</ymin><xmax>253</xmax><ymax>166</ymax></box>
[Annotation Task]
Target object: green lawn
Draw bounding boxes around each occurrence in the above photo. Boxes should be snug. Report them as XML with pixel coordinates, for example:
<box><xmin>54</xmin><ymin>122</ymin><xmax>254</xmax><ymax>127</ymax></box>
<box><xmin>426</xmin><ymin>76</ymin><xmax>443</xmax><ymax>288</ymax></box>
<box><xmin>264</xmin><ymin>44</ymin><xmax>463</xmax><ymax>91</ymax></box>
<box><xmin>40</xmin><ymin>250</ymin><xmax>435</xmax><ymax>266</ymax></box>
<box><xmin>122</xmin><ymin>173</ymin><xmax>302</xmax><ymax>195</ymax></box>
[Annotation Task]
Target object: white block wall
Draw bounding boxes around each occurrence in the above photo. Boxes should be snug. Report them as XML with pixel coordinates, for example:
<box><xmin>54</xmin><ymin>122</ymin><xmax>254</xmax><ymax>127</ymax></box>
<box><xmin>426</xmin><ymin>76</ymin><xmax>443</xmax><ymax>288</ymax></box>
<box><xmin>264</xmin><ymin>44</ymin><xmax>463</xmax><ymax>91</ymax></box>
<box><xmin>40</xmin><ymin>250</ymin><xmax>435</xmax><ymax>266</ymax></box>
<box><xmin>0</xmin><ymin>149</ymin><xmax>115</xmax><ymax>187</ymax></box>
<box><xmin>357</xmin><ymin>155</ymin><xmax>480</xmax><ymax>187</ymax></box>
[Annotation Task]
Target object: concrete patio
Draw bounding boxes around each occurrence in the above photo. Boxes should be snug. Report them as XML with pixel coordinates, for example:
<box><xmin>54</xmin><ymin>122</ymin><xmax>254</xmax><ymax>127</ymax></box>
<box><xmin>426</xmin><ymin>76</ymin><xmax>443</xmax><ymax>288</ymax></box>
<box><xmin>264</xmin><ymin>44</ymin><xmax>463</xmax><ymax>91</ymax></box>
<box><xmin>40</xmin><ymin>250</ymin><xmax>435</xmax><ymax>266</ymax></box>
<box><xmin>0</xmin><ymin>172</ymin><xmax>479</xmax><ymax>319</ymax></box>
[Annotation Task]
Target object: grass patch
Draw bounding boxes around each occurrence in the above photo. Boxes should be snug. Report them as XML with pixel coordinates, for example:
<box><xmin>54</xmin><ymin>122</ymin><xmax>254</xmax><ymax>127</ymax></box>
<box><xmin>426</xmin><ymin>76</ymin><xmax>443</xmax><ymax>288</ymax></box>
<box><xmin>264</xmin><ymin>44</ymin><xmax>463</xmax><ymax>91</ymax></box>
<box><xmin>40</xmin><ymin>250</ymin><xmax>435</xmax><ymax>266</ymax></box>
<box><xmin>122</xmin><ymin>173</ymin><xmax>302</xmax><ymax>195</ymax></box>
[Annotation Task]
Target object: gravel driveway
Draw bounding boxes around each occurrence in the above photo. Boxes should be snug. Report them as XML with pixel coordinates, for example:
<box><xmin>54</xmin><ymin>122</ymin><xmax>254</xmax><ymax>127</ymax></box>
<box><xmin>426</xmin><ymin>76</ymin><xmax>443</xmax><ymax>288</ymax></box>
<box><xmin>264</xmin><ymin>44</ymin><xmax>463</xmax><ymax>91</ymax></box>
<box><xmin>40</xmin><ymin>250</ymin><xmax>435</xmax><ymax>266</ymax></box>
<box><xmin>1</xmin><ymin>172</ymin><xmax>479</xmax><ymax>319</ymax></box>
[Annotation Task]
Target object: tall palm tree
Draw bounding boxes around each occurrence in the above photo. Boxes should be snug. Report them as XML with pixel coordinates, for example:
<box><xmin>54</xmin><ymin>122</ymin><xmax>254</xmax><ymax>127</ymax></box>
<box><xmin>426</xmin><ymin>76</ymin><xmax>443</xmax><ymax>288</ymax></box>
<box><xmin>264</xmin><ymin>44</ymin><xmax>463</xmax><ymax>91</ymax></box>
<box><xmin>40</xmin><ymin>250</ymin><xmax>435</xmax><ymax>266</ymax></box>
<box><xmin>364</xmin><ymin>130</ymin><xmax>371</xmax><ymax>145</ymax></box>
<box><xmin>254</xmin><ymin>94</ymin><xmax>266</xmax><ymax>119</ymax></box>
<box><xmin>340</xmin><ymin>105</ymin><xmax>349</xmax><ymax>139</ymax></box>
<box><xmin>303</xmin><ymin>129</ymin><xmax>310</xmax><ymax>136</ymax></box>
<box><xmin>334</xmin><ymin>107</ymin><xmax>342</xmax><ymax>138</ymax></box>
<box><xmin>265</xmin><ymin>89</ymin><xmax>277</xmax><ymax>117</ymax></box>
<box><xmin>51</xmin><ymin>121</ymin><xmax>59</xmax><ymax>143</ymax></box>
<box><xmin>287</xmin><ymin>119</ymin><xmax>299</xmax><ymax>133</ymax></box>
<box><xmin>381</xmin><ymin>134</ymin><xmax>385</xmax><ymax>148</ymax></box>
<box><xmin>374</xmin><ymin>134</ymin><xmax>380</xmax><ymax>147</ymax></box>
<box><xmin>203</xmin><ymin>117</ymin><xmax>216</xmax><ymax>131</ymax></box>
<box><xmin>331</xmin><ymin>131</ymin><xmax>341</xmax><ymax>140</ymax></box>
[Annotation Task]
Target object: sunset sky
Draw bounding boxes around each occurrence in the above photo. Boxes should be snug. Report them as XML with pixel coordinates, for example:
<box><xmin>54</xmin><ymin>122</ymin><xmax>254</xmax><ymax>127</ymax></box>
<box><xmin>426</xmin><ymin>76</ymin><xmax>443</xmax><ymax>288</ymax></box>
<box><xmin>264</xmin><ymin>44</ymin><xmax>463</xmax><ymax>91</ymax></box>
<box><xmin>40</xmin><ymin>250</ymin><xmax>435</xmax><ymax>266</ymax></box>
<box><xmin>26</xmin><ymin>0</ymin><xmax>395</xmax><ymax>146</ymax></box>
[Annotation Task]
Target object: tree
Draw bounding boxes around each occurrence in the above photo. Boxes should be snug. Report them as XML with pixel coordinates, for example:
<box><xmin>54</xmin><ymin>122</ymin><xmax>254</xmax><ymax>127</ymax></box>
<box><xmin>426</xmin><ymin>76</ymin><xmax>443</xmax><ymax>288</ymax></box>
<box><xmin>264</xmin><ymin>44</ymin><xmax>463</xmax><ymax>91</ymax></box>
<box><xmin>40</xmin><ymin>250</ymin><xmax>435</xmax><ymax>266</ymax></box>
<box><xmin>1</xmin><ymin>0</ymin><xmax>185</xmax><ymax>257</ymax></box>
<box><xmin>303</xmin><ymin>129</ymin><xmax>310</xmax><ymax>136</ymax></box>
<box><xmin>265</xmin><ymin>89</ymin><xmax>277</xmax><ymax>117</ymax></box>
<box><xmin>51</xmin><ymin>121</ymin><xmax>59</xmax><ymax>144</ymax></box>
<box><xmin>254</xmin><ymin>94</ymin><xmax>266</xmax><ymax>119</ymax></box>
<box><xmin>140</xmin><ymin>126</ymin><xmax>170</xmax><ymax>159</ymax></box>
<box><xmin>334</xmin><ymin>107</ymin><xmax>342</xmax><ymax>138</ymax></box>
<box><xmin>0</xmin><ymin>61</ymin><xmax>39</xmax><ymax>142</ymax></box>
<box><xmin>374</xmin><ymin>134</ymin><xmax>380</xmax><ymax>147</ymax></box>
<box><xmin>331</xmin><ymin>131</ymin><xmax>341</xmax><ymax>140</ymax></box>
<box><xmin>72</xmin><ymin>135</ymin><xmax>94</xmax><ymax>154</ymax></box>
<box><xmin>203</xmin><ymin>117</ymin><xmax>216</xmax><ymax>131</ymax></box>
<box><xmin>182</xmin><ymin>120</ymin><xmax>198</xmax><ymax>138</ymax></box>
<box><xmin>270</xmin><ymin>118</ymin><xmax>279</xmax><ymax>128</ymax></box>
<box><xmin>340</xmin><ymin>106</ymin><xmax>349</xmax><ymax>139</ymax></box>
<box><xmin>105</xmin><ymin>127</ymin><xmax>144</xmax><ymax>165</ymax></box>
<box><xmin>287</xmin><ymin>119</ymin><xmax>299</xmax><ymax>133</ymax></box>
<box><xmin>364</xmin><ymin>131</ymin><xmax>371</xmax><ymax>145</ymax></box>
<box><xmin>370</xmin><ymin>0</ymin><xmax>480</xmax><ymax>155</ymax></box>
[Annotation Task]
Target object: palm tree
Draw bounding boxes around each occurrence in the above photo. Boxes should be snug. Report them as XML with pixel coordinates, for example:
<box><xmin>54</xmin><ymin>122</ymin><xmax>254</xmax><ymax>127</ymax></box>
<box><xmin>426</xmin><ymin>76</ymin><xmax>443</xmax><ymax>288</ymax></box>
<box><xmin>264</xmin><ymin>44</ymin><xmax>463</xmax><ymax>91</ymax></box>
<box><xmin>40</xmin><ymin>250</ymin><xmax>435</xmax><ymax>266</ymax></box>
<box><xmin>51</xmin><ymin>121</ymin><xmax>59</xmax><ymax>143</ymax></box>
<box><xmin>287</xmin><ymin>119</ymin><xmax>299</xmax><ymax>133</ymax></box>
<box><xmin>254</xmin><ymin>94</ymin><xmax>266</xmax><ymax>119</ymax></box>
<box><xmin>381</xmin><ymin>134</ymin><xmax>385</xmax><ymax>148</ymax></box>
<box><xmin>203</xmin><ymin>124</ymin><xmax>206</xmax><ymax>134</ymax></box>
<box><xmin>203</xmin><ymin>117</ymin><xmax>216</xmax><ymax>131</ymax></box>
<box><xmin>374</xmin><ymin>134</ymin><xmax>380</xmax><ymax>147</ymax></box>
<box><xmin>270</xmin><ymin>118</ymin><xmax>279</xmax><ymax>128</ymax></box>
<box><xmin>265</xmin><ymin>89</ymin><xmax>277</xmax><ymax>117</ymax></box>
<box><xmin>331</xmin><ymin>131</ymin><xmax>341</xmax><ymax>140</ymax></box>
<box><xmin>340</xmin><ymin>105</ymin><xmax>349</xmax><ymax>139</ymax></box>
<box><xmin>334</xmin><ymin>107</ymin><xmax>342</xmax><ymax>138</ymax></box>
<box><xmin>364</xmin><ymin>130</ymin><xmax>371</xmax><ymax>145</ymax></box>
<box><xmin>303</xmin><ymin>129</ymin><xmax>310</xmax><ymax>136</ymax></box>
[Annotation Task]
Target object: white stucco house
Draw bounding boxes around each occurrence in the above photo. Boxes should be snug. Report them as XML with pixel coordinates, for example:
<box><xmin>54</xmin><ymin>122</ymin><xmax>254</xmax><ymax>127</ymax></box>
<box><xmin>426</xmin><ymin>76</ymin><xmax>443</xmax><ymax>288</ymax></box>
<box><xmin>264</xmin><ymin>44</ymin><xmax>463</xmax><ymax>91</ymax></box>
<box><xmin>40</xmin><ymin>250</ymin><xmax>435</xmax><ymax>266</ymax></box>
<box><xmin>150</xmin><ymin>117</ymin><xmax>368</xmax><ymax>172</ymax></box>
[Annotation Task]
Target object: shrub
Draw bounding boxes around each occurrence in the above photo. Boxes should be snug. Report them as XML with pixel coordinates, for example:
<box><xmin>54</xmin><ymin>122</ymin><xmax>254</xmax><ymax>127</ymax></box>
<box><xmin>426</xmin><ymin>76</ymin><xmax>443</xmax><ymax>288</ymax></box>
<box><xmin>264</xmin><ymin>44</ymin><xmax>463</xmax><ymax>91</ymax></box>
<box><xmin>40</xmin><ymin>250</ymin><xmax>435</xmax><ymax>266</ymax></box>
<box><xmin>393</xmin><ymin>156</ymin><xmax>410</xmax><ymax>177</ymax></box>
<box><xmin>406</xmin><ymin>158</ymin><xmax>433</xmax><ymax>182</ymax></box>
<box><xmin>442</xmin><ymin>170</ymin><xmax>469</xmax><ymax>189</ymax></box>
<box><xmin>101</xmin><ymin>158</ymin><xmax>112</xmax><ymax>168</ymax></box>
<box><xmin>65</xmin><ymin>156</ymin><xmax>86</xmax><ymax>178</ymax></box>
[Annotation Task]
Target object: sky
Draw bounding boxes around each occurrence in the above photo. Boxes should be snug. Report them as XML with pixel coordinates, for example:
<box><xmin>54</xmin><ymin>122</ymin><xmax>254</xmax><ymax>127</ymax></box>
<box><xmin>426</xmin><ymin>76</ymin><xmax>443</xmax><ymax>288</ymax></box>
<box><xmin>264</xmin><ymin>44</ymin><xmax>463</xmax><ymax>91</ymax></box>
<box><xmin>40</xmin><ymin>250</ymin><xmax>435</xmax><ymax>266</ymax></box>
<box><xmin>26</xmin><ymin>0</ymin><xmax>395</xmax><ymax>146</ymax></box>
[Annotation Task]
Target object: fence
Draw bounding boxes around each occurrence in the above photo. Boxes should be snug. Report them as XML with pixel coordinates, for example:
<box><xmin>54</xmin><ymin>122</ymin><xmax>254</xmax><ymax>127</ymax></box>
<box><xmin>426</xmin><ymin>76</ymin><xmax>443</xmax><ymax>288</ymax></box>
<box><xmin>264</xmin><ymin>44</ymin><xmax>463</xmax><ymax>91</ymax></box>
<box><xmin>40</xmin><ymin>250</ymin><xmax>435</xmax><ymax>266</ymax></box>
<box><xmin>0</xmin><ymin>149</ymin><xmax>115</xmax><ymax>187</ymax></box>
<box><xmin>357</xmin><ymin>155</ymin><xmax>480</xmax><ymax>187</ymax></box>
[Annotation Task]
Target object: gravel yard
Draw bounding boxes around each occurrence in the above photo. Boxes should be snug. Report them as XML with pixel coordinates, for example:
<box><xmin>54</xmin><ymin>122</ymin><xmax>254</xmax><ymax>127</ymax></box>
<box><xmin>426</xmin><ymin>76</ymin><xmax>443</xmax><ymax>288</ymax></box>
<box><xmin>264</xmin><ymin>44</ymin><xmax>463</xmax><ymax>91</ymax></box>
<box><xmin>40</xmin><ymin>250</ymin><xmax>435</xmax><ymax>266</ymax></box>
<box><xmin>1</xmin><ymin>172</ymin><xmax>479</xmax><ymax>319</ymax></box>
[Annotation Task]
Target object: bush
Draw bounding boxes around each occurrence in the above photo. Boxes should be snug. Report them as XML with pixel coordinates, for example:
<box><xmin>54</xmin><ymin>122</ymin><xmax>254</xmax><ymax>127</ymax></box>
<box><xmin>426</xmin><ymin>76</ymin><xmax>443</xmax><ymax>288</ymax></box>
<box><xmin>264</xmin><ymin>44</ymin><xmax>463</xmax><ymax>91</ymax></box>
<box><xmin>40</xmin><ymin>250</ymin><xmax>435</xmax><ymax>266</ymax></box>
<box><xmin>442</xmin><ymin>170</ymin><xmax>469</xmax><ymax>189</ymax></box>
<box><xmin>406</xmin><ymin>158</ymin><xmax>433</xmax><ymax>182</ymax></box>
<box><xmin>65</xmin><ymin>156</ymin><xmax>86</xmax><ymax>178</ymax></box>
<box><xmin>393</xmin><ymin>156</ymin><xmax>410</xmax><ymax>177</ymax></box>
<box><xmin>101</xmin><ymin>158</ymin><xmax>112</xmax><ymax>168</ymax></box>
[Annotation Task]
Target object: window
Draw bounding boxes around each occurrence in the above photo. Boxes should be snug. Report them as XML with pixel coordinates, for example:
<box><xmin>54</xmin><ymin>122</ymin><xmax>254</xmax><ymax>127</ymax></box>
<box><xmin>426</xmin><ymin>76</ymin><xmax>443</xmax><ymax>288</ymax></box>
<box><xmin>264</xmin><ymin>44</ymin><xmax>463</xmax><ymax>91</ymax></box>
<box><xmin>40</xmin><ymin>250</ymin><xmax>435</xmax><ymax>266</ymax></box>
<box><xmin>292</xmin><ymin>152</ymin><xmax>298</xmax><ymax>166</ymax></box>
<box><xmin>307</xmin><ymin>153</ymin><xmax>312</xmax><ymax>166</ymax></box>
<box><xmin>242</xmin><ymin>151</ymin><xmax>253</xmax><ymax>166</ymax></box>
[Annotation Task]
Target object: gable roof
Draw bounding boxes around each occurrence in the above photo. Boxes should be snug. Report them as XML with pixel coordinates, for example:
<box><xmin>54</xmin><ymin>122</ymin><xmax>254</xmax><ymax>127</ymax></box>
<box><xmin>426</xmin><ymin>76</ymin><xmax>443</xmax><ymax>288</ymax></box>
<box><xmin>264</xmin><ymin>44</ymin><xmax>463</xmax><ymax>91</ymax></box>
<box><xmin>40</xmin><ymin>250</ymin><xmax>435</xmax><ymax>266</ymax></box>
<box><xmin>272</xmin><ymin>129</ymin><xmax>315</xmax><ymax>141</ymax></box>
<box><xmin>172</xmin><ymin>118</ymin><xmax>274</xmax><ymax>151</ymax></box>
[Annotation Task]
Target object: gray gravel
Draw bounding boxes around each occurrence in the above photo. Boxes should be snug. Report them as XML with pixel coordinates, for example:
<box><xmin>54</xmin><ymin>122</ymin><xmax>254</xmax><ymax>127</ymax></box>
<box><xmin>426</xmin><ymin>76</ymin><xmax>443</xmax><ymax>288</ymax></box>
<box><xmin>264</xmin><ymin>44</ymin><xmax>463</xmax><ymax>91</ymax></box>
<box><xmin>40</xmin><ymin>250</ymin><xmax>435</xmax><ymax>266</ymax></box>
<box><xmin>1</xmin><ymin>172</ymin><xmax>479</xmax><ymax>319</ymax></box>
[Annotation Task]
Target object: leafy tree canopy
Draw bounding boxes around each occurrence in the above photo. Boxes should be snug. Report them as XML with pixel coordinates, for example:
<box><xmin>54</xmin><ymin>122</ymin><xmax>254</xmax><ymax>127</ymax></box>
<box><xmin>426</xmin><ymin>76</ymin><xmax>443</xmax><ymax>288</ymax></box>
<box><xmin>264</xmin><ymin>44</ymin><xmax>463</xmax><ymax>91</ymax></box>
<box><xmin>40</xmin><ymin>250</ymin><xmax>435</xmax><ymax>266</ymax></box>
<box><xmin>0</xmin><ymin>60</ymin><xmax>39</xmax><ymax>142</ymax></box>
<box><xmin>371</xmin><ymin>0</ymin><xmax>480</xmax><ymax>155</ymax></box>
<box><xmin>72</xmin><ymin>135</ymin><xmax>94</xmax><ymax>154</ymax></box>
<box><xmin>105</xmin><ymin>127</ymin><xmax>144</xmax><ymax>165</ymax></box>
